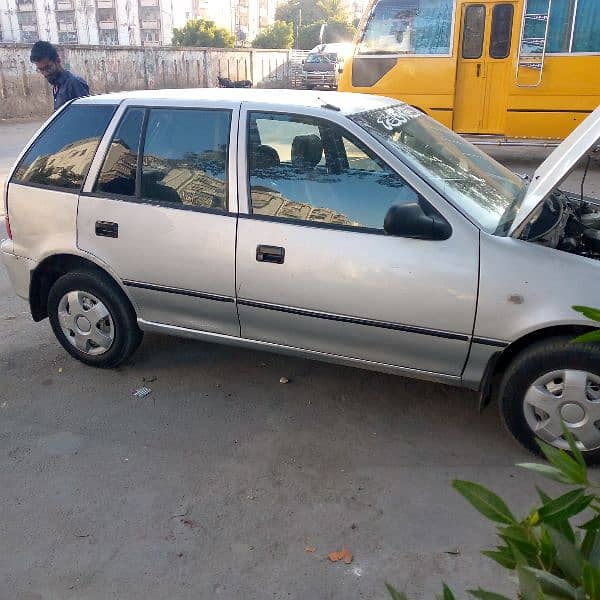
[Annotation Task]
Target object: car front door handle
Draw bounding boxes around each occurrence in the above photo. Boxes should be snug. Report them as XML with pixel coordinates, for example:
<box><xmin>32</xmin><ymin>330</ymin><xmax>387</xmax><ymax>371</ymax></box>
<box><xmin>256</xmin><ymin>244</ymin><xmax>285</xmax><ymax>264</ymax></box>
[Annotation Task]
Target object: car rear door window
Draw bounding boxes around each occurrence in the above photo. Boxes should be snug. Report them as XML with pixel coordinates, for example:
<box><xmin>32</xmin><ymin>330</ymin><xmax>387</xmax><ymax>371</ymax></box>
<box><xmin>140</xmin><ymin>108</ymin><xmax>231</xmax><ymax>212</ymax></box>
<box><xmin>247</xmin><ymin>112</ymin><xmax>420</xmax><ymax>232</ymax></box>
<box><xmin>94</xmin><ymin>108</ymin><xmax>145</xmax><ymax>197</ymax></box>
<box><xmin>12</xmin><ymin>104</ymin><xmax>116</xmax><ymax>191</ymax></box>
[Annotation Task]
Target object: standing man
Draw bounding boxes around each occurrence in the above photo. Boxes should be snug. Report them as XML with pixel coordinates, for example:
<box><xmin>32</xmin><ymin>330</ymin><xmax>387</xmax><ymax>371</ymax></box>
<box><xmin>30</xmin><ymin>41</ymin><xmax>89</xmax><ymax>111</ymax></box>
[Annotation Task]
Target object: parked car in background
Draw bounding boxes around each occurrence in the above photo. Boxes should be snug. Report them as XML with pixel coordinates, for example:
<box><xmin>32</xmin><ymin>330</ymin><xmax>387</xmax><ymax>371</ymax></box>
<box><xmin>2</xmin><ymin>89</ymin><xmax>600</xmax><ymax>460</ymax></box>
<box><xmin>302</xmin><ymin>43</ymin><xmax>353</xmax><ymax>89</ymax></box>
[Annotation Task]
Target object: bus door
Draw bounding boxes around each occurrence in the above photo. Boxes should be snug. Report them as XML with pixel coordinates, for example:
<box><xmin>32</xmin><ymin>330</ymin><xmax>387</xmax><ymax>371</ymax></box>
<box><xmin>454</xmin><ymin>2</ymin><xmax>516</xmax><ymax>134</ymax></box>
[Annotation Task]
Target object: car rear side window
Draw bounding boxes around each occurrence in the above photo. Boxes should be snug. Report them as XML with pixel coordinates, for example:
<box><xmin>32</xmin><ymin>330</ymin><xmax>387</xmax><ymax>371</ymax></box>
<box><xmin>12</xmin><ymin>104</ymin><xmax>116</xmax><ymax>191</ymax></box>
<box><xmin>94</xmin><ymin>108</ymin><xmax>145</xmax><ymax>196</ymax></box>
<box><xmin>140</xmin><ymin>108</ymin><xmax>231</xmax><ymax>212</ymax></box>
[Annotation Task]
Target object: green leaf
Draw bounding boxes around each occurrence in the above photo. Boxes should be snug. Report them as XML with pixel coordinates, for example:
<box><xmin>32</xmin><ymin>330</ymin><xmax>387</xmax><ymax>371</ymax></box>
<box><xmin>508</xmin><ymin>539</ymin><xmax>532</xmax><ymax>568</ymax></box>
<box><xmin>499</xmin><ymin>525</ymin><xmax>540</xmax><ymax>563</ymax></box>
<box><xmin>582</xmin><ymin>530</ymin><xmax>600</xmax><ymax>568</ymax></box>
<box><xmin>468</xmin><ymin>589</ymin><xmax>513</xmax><ymax>600</ymax></box>
<box><xmin>524</xmin><ymin>567</ymin><xmax>584</xmax><ymax>599</ymax></box>
<box><xmin>441</xmin><ymin>583</ymin><xmax>456</xmax><ymax>600</ymax></box>
<box><xmin>482</xmin><ymin>547</ymin><xmax>518</xmax><ymax>570</ymax></box>
<box><xmin>580</xmin><ymin>515</ymin><xmax>600</xmax><ymax>531</ymax></box>
<box><xmin>537</xmin><ymin>441</ymin><xmax>588</xmax><ymax>486</ymax></box>
<box><xmin>537</xmin><ymin>486</ymin><xmax>553</xmax><ymax>504</ymax></box>
<box><xmin>573</xmin><ymin>330</ymin><xmax>600</xmax><ymax>344</ymax></box>
<box><xmin>562</xmin><ymin>422</ymin><xmax>587</xmax><ymax>470</ymax></box>
<box><xmin>573</xmin><ymin>306</ymin><xmax>600</xmax><ymax>324</ymax></box>
<box><xmin>453</xmin><ymin>480</ymin><xmax>517</xmax><ymax>525</ymax></box>
<box><xmin>546</xmin><ymin>526</ymin><xmax>584</xmax><ymax>581</ymax></box>
<box><xmin>539</xmin><ymin>526</ymin><xmax>558</xmax><ymax>570</ymax></box>
<box><xmin>552</xmin><ymin>518</ymin><xmax>577</xmax><ymax>545</ymax></box>
<box><xmin>519</xmin><ymin>462</ymin><xmax>575</xmax><ymax>485</ymax></box>
<box><xmin>385</xmin><ymin>583</ymin><xmax>409</xmax><ymax>600</ymax></box>
<box><xmin>538</xmin><ymin>489</ymin><xmax>592</xmax><ymax>523</ymax></box>
<box><xmin>582</xmin><ymin>562</ymin><xmax>600</xmax><ymax>600</ymax></box>
<box><xmin>518</xmin><ymin>565</ymin><xmax>544</xmax><ymax>600</ymax></box>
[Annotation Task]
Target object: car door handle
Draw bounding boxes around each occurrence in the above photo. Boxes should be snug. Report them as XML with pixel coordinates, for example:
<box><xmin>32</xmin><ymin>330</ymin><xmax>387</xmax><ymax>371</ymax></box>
<box><xmin>256</xmin><ymin>244</ymin><xmax>285</xmax><ymax>264</ymax></box>
<box><xmin>476</xmin><ymin>63</ymin><xmax>481</xmax><ymax>77</ymax></box>
<box><xmin>95</xmin><ymin>221</ymin><xmax>118</xmax><ymax>238</ymax></box>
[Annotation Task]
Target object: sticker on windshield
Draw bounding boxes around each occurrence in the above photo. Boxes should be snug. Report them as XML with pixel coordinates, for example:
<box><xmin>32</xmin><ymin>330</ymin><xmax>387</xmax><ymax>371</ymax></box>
<box><xmin>375</xmin><ymin>105</ymin><xmax>422</xmax><ymax>131</ymax></box>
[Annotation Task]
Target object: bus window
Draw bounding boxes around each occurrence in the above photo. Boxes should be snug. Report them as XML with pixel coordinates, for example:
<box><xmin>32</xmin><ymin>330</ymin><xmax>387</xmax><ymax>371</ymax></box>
<box><xmin>523</xmin><ymin>0</ymin><xmax>599</xmax><ymax>53</ymax></box>
<box><xmin>490</xmin><ymin>4</ymin><xmax>514</xmax><ymax>59</ymax></box>
<box><xmin>357</xmin><ymin>0</ymin><xmax>455</xmax><ymax>55</ymax></box>
<box><xmin>572</xmin><ymin>0</ymin><xmax>600</xmax><ymax>52</ymax></box>
<box><xmin>462</xmin><ymin>5</ymin><xmax>485</xmax><ymax>59</ymax></box>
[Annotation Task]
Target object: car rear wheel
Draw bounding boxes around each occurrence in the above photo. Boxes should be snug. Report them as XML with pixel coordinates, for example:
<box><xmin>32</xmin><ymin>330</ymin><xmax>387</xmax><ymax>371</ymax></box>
<box><xmin>48</xmin><ymin>270</ymin><xmax>142</xmax><ymax>368</ymax></box>
<box><xmin>499</xmin><ymin>336</ymin><xmax>600</xmax><ymax>463</ymax></box>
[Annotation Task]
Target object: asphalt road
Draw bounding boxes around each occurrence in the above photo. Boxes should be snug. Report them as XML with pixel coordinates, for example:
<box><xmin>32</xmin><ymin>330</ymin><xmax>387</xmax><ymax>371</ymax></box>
<box><xmin>1</xmin><ymin>120</ymin><xmax>598</xmax><ymax>600</ymax></box>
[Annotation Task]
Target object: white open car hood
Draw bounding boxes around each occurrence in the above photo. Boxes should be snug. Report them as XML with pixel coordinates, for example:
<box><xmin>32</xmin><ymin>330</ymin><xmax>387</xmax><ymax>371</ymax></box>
<box><xmin>509</xmin><ymin>105</ymin><xmax>600</xmax><ymax>236</ymax></box>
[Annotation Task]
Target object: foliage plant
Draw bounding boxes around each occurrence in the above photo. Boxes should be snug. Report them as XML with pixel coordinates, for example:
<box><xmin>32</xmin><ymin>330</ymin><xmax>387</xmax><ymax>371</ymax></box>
<box><xmin>252</xmin><ymin>21</ymin><xmax>295</xmax><ymax>49</ymax></box>
<box><xmin>172</xmin><ymin>19</ymin><xmax>235</xmax><ymax>48</ymax></box>
<box><xmin>386</xmin><ymin>426</ymin><xmax>600</xmax><ymax>599</ymax></box>
<box><xmin>572</xmin><ymin>307</ymin><xmax>600</xmax><ymax>344</ymax></box>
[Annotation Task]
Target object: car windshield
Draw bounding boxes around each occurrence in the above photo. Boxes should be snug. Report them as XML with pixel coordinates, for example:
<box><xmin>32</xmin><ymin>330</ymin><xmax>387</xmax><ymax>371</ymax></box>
<box><xmin>306</xmin><ymin>53</ymin><xmax>337</xmax><ymax>63</ymax></box>
<box><xmin>349</xmin><ymin>104</ymin><xmax>528</xmax><ymax>234</ymax></box>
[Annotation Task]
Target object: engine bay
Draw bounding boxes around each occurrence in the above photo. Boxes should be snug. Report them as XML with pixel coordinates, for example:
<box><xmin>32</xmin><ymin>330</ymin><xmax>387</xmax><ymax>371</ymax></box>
<box><xmin>522</xmin><ymin>189</ymin><xmax>600</xmax><ymax>260</ymax></box>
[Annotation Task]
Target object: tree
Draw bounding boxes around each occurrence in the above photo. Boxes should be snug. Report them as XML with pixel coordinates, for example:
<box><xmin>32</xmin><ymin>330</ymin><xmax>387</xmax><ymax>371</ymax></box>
<box><xmin>316</xmin><ymin>0</ymin><xmax>349</xmax><ymax>23</ymax></box>
<box><xmin>297</xmin><ymin>20</ymin><xmax>356</xmax><ymax>50</ymax></box>
<box><xmin>252</xmin><ymin>21</ymin><xmax>294</xmax><ymax>49</ymax></box>
<box><xmin>275</xmin><ymin>0</ymin><xmax>326</xmax><ymax>29</ymax></box>
<box><xmin>172</xmin><ymin>19</ymin><xmax>235</xmax><ymax>48</ymax></box>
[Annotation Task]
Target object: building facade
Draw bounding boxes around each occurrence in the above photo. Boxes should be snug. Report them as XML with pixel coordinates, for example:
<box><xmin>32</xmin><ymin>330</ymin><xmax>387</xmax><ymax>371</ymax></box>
<box><xmin>177</xmin><ymin>0</ymin><xmax>280</xmax><ymax>44</ymax></box>
<box><xmin>0</xmin><ymin>0</ymin><xmax>174</xmax><ymax>46</ymax></box>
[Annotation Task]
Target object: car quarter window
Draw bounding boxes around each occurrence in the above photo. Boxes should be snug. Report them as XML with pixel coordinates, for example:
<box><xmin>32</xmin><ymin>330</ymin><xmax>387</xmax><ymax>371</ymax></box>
<box><xmin>247</xmin><ymin>112</ymin><xmax>420</xmax><ymax>231</ymax></box>
<box><xmin>140</xmin><ymin>108</ymin><xmax>231</xmax><ymax>212</ymax></box>
<box><xmin>12</xmin><ymin>104</ymin><xmax>116</xmax><ymax>191</ymax></box>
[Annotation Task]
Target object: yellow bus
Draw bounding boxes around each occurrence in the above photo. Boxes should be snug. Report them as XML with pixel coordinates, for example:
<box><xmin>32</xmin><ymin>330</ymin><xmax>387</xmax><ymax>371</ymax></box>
<box><xmin>338</xmin><ymin>0</ymin><xmax>600</xmax><ymax>139</ymax></box>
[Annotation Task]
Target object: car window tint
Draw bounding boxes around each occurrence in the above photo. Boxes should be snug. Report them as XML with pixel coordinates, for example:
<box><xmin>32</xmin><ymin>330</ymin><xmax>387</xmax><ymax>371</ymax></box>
<box><xmin>94</xmin><ymin>108</ymin><xmax>145</xmax><ymax>196</ymax></box>
<box><xmin>247</xmin><ymin>112</ymin><xmax>419</xmax><ymax>232</ymax></box>
<box><xmin>13</xmin><ymin>104</ymin><xmax>116</xmax><ymax>191</ymax></box>
<box><xmin>141</xmin><ymin>108</ymin><xmax>230</xmax><ymax>211</ymax></box>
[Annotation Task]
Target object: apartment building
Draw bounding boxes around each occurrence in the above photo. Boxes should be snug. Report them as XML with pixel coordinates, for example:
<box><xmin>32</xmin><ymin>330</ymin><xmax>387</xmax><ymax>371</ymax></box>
<box><xmin>0</xmin><ymin>0</ymin><xmax>174</xmax><ymax>46</ymax></box>
<box><xmin>178</xmin><ymin>0</ymin><xmax>279</xmax><ymax>44</ymax></box>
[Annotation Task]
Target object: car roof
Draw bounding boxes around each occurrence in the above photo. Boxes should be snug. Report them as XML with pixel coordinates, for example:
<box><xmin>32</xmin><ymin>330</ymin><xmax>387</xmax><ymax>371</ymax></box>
<box><xmin>74</xmin><ymin>88</ymin><xmax>398</xmax><ymax>116</ymax></box>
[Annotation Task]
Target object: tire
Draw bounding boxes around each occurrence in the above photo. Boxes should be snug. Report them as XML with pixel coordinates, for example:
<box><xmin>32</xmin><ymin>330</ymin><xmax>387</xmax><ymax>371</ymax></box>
<box><xmin>48</xmin><ymin>270</ymin><xmax>143</xmax><ymax>368</ymax></box>
<box><xmin>499</xmin><ymin>336</ymin><xmax>600</xmax><ymax>463</ymax></box>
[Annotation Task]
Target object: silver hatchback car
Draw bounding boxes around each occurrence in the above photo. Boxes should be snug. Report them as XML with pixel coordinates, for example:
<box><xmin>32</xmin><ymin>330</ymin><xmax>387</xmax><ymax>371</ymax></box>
<box><xmin>2</xmin><ymin>89</ymin><xmax>600</xmax><ymax>459</ymax></box>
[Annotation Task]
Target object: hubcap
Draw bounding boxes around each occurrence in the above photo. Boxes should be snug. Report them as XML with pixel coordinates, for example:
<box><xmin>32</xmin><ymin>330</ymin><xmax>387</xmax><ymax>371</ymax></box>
<box><xmin>57</xmin><ymin>291</ymin><xmax>114</xmax><ymax>356</ymax></box>
<box><xmin>524</xmin><ymin>369</ymin><xmax>600</xmax><ymax>451</ymax></box>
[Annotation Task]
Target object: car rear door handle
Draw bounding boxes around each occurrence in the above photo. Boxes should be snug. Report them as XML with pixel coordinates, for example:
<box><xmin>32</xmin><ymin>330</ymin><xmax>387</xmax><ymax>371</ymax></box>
<box><xmin>256</xmin><ymin>244</ymin><xmax>285</xmax><ymax>264</ymax></box>
<box><xmin>95</xmin><ymin>221</ymin><xmax>118</xmax><ymax>238</ymax></box>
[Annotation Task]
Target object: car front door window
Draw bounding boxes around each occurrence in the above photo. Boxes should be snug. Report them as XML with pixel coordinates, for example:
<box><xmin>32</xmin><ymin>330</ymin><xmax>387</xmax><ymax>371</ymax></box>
<box><xmin>247</xmin><ymin>112</ymin><xmax>421</xmax><ymax>232</ymax></box>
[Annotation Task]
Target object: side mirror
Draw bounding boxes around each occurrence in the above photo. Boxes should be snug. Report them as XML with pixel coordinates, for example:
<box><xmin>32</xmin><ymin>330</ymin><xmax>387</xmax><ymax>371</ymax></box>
<box><xmin>384</xmin><ymin>202</ymin><xmax>451</xmax><ymax>240</ymax></box>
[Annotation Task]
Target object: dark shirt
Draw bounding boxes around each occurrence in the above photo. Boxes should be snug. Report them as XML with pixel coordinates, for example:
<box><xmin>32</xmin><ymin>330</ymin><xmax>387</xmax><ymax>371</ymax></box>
<box><xmin>52</xmin><ymin>70</ymin><xmax>90</xmax><ymax>111</ymax></box>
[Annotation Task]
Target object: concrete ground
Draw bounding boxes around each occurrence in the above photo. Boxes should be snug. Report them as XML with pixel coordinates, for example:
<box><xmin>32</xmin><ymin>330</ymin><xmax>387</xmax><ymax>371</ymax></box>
<box><xmin>1</xmin><ymin>119</ymin><xmax>598</xmax><ymax>600</ymax></box>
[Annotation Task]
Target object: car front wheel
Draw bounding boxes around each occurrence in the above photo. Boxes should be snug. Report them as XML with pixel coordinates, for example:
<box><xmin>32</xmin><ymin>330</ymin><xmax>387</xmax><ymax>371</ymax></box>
<box><xmin>48</xmin><ymin>270</ymin><xmax>143</xmax><ymax>368</ymax></box>
<box><xmin>499</xmin><ymin>336</ymin><xmax>600</xmax><ymax>463</ymax></box>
